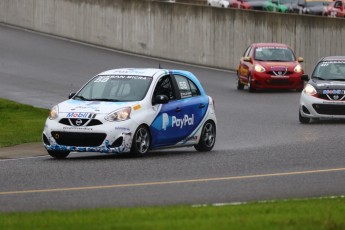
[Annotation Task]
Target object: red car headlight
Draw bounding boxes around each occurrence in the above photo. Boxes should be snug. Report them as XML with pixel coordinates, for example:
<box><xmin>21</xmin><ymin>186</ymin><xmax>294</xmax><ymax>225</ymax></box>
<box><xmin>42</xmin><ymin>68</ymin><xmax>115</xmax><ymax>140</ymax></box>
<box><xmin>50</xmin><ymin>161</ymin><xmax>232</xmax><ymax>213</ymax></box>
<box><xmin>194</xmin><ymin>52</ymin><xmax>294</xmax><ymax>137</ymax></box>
<box><xmin>254</xmin><ymin>64</ymin><xmax>266</xmax><ymax>73</ymax></box>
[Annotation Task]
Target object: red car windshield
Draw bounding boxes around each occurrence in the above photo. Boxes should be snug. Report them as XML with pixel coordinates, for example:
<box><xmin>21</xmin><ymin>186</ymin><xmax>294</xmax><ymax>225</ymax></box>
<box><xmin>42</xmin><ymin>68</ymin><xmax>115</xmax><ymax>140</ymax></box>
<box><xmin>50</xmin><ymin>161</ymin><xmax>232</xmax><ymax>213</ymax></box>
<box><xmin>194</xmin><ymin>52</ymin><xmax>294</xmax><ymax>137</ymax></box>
<box><xmin>254</xmin><ymin>47</ymin><xmax>295</xmax><ymax>62</ymax></box>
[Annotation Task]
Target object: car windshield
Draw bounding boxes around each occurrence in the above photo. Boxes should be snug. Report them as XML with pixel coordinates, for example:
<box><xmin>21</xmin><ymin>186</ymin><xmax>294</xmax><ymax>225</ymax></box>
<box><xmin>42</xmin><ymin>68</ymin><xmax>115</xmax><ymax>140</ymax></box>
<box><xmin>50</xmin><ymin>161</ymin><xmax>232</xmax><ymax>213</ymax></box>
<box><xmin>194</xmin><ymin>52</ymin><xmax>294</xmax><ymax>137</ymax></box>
<box><xmin>312</xmin><ymin>61</ymin><xmax>345</xmax><ymax>81</ymax></box>
<box><xmin>74</xmin><ymin>75</ymin><xmax>153</xmax><ymax>102</ymax></box>
<box><xmin>254</xmin><ymin>47</ymin><xmax>295</xmax><ymax>61</ymax></box>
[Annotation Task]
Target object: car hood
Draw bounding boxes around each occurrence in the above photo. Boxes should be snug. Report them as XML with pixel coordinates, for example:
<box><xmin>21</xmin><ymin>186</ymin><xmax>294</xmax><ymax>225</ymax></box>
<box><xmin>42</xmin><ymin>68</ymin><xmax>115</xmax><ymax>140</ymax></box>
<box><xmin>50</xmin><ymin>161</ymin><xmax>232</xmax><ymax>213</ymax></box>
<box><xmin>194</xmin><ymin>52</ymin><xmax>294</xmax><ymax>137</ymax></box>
<box><xmin>57</xmin><ymin>100</ymin><xmax>139</xmax><ymax>114</ymax></box>
<box><xmin>310</xmin><ymin>79</ymin><xmax>345</xmax><ymax>90</ymax></box>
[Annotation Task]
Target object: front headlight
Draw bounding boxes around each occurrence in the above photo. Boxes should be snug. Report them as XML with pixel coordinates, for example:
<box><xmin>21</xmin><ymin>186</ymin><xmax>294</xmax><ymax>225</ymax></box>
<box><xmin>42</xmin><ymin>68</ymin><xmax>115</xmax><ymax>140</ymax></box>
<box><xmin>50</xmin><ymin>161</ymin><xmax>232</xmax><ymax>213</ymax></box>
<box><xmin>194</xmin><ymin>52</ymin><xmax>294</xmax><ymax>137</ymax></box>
<box><xmin>254</xmin><ymin>64</ymin><xmax>266</xmax><ymax>73</ymax></box>
<box><xmin>105</xmin><ymin>107</ymin><xmax>131</xmax><ymax>122</ymax></box>
<box><xmin>304</xmin><ymin>84</ymin><xmax>317</xmax><ymax>96</ymax></box>
<box><xmin>49</xmin><ymin>105</ymin><xmax>59</xmax><ymax>120</ymax></box>
<box><xmin>294</xmin><ymin>64</ymin><xmax>303</xmax><ymax>73</ymax></box>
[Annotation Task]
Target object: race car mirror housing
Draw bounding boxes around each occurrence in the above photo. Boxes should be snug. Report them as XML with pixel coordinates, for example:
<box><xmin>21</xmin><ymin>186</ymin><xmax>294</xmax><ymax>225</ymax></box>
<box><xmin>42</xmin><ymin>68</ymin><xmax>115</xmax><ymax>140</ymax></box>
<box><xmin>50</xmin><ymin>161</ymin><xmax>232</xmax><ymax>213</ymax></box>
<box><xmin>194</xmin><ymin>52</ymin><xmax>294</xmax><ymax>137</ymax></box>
<box><xmin>153</xmin><ymin>95</ymin><xmax>169</xmax><ymax>105</ymax></box>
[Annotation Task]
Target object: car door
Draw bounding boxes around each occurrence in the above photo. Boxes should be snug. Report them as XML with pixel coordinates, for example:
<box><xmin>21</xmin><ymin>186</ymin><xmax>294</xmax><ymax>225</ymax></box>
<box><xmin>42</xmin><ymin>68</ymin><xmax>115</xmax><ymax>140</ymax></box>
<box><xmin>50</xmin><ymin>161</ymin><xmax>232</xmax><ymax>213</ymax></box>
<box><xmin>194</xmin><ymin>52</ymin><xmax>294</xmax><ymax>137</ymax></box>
<box><xmin>238</xmin><ymin>45</ymin><xmax>253</xmax><ymax>85</ymax></box>
<box><xmin>150</xmin><ymin>73</ymin><xmax>208</xmax><ymax>148</ymax></box>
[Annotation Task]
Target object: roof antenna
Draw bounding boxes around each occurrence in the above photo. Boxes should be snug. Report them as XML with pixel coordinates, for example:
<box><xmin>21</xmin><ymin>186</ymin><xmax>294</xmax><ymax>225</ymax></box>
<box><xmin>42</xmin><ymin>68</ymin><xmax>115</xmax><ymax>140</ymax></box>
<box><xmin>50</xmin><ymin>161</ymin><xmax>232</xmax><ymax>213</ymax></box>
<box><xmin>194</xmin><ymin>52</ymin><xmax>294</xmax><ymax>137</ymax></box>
<box><xmin>159</xmin><ymin>63</ymin><xmax>162</xmax><ymax>69</ymax></box>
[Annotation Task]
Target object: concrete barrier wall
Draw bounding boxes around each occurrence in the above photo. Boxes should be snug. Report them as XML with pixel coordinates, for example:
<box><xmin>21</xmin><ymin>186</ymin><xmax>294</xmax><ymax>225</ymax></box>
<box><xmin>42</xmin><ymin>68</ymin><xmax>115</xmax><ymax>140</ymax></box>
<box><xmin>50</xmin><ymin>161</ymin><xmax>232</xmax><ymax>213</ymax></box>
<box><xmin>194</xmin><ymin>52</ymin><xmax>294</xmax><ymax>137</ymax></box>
<box><xmin>1</xmin><ymin>0</ymin><xmax>345</xmax><ymax>73</ymax></box>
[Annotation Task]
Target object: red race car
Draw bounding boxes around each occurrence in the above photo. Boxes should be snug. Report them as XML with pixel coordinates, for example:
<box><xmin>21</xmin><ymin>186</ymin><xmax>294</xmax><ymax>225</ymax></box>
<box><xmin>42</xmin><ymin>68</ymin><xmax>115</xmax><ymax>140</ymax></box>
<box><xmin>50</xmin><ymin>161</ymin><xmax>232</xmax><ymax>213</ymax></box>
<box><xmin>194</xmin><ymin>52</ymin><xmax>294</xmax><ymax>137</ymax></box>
<box><xmin>237</xmin><ymin>43</ymin><xmax>304</xmax><ymax>92</ymax></box>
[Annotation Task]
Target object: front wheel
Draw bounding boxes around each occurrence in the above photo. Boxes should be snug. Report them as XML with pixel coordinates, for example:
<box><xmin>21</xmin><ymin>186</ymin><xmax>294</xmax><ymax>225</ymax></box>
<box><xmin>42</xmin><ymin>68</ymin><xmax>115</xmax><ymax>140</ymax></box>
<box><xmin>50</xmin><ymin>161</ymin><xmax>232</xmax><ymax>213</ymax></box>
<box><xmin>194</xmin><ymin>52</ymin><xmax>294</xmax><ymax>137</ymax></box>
<box><xmin>194</xmin><ymin>121</ymin><xmax>216</xmax><ymax>152</ymax></box>
<box><xmin>248</xmin><ymin>75</ymin><xmax>256</xmax><ymax>92</ymax></box>
<box><xmin>48</xmin><ymin>150</ymin><xmax>70</xmax><ymax>159</ymax></box>
<box><xmin>299</xmin><ymin>110</ymin><xmax>310</xmax><ymax>124</ymax></box>
<box><xmin>131</xmin><ymin>125</ymin><xmax>151</xmax><ymax>156</ymax></box>
<box><xmin>237</xmin><ymin>72</ymin><xmax>245</xmax><ymax>90</ymax></box>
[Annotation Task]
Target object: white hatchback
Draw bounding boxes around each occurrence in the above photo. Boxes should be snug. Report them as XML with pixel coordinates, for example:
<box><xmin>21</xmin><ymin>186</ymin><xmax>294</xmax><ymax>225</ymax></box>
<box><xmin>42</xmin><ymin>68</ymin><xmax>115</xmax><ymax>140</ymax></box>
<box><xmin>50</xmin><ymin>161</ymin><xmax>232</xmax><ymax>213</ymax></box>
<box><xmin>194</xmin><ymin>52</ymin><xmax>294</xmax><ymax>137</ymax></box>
<box><xmin>299</xmin><ymin>56</ymin><xmax>345</xmax><ymax>123</ymax></box>
<box><xmin>43</xmin><ymin>68</ymin><xmax>217</xmax><ymax>158</ymax></box>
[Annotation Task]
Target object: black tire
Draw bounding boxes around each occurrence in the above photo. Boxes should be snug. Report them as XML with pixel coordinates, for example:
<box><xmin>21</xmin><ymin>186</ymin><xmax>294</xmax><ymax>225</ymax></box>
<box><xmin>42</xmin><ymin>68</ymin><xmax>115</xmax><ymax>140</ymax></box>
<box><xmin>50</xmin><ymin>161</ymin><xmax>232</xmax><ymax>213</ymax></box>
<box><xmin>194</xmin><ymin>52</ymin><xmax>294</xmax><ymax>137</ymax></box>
<box><xmin>194</xmin><ymin>121</ymin><xmax>216</xmax><ymax>152</ymax></box>
<box><xmin>131</xmin><ymin>125</ymin><xmax>151</xmax><ymax>156</ymax></box>
<box><xmin>299</xmin><ymin>110</ymin><xmax>310</xmax><ymax>124</ymax></box>
<box><xmin>237</xmin><ymin>72</ymin><xmax>245</xmax><ymax>90</ymax></box>
<box><xmin>248</xmin><ymin>75</ymin><xmax>256</xmax><ymax>92</ymax></box>
<box><xmin>48</xmin><ymin>150</ymin><xmax>70</xmax><ymax>159</ymax></box>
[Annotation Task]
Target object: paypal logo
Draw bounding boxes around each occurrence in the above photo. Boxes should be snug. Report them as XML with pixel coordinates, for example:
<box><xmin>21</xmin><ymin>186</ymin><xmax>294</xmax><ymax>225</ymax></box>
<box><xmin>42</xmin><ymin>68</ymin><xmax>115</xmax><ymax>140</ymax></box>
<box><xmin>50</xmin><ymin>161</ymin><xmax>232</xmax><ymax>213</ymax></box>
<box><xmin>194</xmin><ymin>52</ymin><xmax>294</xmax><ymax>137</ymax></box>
<box><xmin>162</xmin><ymin>113</ymin><xmax>169</xmax><ymax>130</ymax></box>
<box><xmin>162</xmin><ymin>113</ymin><xmax>195</xmax><ymax>130</ymax></box>
<box><xmin>172</xmin><ymin>114</ymin><xmax>194</xmax><ymax>129</ymax></box>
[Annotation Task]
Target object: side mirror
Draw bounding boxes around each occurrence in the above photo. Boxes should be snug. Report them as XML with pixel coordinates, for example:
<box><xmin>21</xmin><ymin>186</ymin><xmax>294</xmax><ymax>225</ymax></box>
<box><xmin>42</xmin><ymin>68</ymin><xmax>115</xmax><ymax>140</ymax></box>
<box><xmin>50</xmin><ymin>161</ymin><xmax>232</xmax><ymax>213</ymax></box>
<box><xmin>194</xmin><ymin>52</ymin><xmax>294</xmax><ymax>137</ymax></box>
<box><xmin>69</xmin><ymin>93</ymin><xmax>76</xmax><ymax>99</ymax></box>
<box><xmin>297</xmin><ymin>57</ymin><xmax>304</xmax><ymax>63</ymax></box>
<box><xmin>153</xmin><ymin>95</ymin><xmax>169</xmax><ymax>105</ymax></box>
<box><xmin>301</xmin><ymin>74</ymin><xmax>309</xmax><ymax>81</ymax></box>
<box><xmin>243</xmin><ymin>56</ymin><xmax>252</xmax><ymax>62</ymax></box>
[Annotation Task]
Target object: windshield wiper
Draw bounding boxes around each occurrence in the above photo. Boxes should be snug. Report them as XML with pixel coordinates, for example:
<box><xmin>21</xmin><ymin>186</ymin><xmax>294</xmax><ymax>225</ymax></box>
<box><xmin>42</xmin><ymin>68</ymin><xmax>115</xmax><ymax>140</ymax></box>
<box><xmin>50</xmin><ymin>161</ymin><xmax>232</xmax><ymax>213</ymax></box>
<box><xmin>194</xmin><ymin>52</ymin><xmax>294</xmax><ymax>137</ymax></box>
<box><xmin>327</xmin><ymin>78</ymin><xmax>345</xmax><ymax>81</ymax></box>
<box><xmin>73</xmin><ymin>95</ymin><xmax>91</xmax><ymax>101</ymax></box>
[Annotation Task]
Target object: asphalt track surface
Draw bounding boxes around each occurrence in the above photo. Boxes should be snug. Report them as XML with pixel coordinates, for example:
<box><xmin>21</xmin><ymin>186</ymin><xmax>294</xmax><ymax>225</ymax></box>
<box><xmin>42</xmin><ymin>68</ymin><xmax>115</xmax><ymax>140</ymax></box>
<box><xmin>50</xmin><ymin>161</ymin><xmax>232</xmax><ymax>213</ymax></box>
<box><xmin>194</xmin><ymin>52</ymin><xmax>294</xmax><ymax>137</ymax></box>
<box><xmin>0</xmin><ymin>24</ymin><xmax>344</xmax><ymax>212</ymax></box>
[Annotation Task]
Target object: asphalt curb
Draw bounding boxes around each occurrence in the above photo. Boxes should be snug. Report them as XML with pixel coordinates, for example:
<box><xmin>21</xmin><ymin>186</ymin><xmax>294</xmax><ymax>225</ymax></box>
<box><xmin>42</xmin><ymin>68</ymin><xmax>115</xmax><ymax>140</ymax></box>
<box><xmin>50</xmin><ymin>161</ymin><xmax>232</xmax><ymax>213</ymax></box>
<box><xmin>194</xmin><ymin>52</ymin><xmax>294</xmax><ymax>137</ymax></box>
<box><xmin>0</xmin><ymin>143</ymin><xmax>46</xmax><ymax>159</ymax></box>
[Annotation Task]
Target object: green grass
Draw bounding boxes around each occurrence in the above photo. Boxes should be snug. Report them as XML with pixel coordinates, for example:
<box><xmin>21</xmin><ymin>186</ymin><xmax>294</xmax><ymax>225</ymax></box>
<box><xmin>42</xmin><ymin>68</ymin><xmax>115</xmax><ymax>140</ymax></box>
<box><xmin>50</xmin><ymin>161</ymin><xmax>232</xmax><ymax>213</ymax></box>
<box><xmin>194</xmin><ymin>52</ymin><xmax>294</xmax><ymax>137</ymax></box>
<box><xmin>0</xmin><ymin>98</ymin><xmax>49</xmax><ymax>147</ymax></box>
<box><xmin>0</xmin><ymin>197</ymin><xmax>344</xmax><ymax>229</ymax></box>
<box><xmin>0</xmin><ymin>98</ymin><xmax>344</xmax><ymax>229</ymax></box>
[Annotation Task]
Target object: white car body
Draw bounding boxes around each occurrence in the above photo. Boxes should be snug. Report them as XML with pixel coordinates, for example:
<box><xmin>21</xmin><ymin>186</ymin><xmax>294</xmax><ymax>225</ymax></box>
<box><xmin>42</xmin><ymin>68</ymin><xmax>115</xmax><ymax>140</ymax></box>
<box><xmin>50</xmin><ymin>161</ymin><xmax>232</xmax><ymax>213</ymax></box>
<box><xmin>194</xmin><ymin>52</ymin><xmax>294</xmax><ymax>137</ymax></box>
<box><xmin>207</xmin><ymin>0</ymin><xmax>230</xmax><ymax>8</ymax></box>
<box><xmin>299</xmin><ymin>56</ymin><xmax>345</xmax><ymax>123</ymax></box>
<box><xmin>43</xmin><ymin>68</ymin><xmax>217</xmax><ymax>158</ymax></box>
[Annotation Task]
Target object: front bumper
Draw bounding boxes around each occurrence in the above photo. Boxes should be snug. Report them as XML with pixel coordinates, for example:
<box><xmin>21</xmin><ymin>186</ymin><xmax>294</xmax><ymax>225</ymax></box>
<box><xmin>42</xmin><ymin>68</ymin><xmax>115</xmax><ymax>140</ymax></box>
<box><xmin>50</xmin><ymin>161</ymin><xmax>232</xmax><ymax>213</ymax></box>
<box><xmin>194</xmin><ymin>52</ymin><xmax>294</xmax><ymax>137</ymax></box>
<box><xmin>251</xmin><ymin>72</ymin><xmax>304</xmax><ymax>90</ymax></box>
<box><xmin>299</xmin><ymin>92</ymin><xmax>345</xmax><ymax>119</ymax></box>
<box><xmin>43</xmin><ymin>118</ymin><xmax>135</xmax><ymax>154</ymax></box>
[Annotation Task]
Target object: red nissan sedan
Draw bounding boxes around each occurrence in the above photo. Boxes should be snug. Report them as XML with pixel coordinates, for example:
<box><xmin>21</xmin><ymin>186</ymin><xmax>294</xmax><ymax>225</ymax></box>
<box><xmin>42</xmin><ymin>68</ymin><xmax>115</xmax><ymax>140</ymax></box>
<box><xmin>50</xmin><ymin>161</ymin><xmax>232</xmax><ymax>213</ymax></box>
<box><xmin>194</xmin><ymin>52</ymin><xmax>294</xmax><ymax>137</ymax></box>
<box><xmin>237</xmin><ymin>43</ymin><xmax>304</xmax><ymax>92</ymax></box>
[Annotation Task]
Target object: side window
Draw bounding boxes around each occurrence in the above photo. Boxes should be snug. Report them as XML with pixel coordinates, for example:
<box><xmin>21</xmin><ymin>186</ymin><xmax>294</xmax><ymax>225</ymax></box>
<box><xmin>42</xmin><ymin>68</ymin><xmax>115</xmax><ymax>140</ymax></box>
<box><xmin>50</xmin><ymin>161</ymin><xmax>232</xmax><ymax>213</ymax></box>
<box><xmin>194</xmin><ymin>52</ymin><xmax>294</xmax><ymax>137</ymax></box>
<box><xmin>244</xmin><ymin>46</ymin><xmax>252</xmax><ymax>57</ymax></box>
<box><xmin>189</xmin><ymin>79</ymin><xmax>201</xmax><ymax>96</ymax></box>
<box><xmin>175</xmin><ymin>75</ymin><xmax>201</xmax><ymax>98</ymax></box>
<box><xmin>153</xmin><ymin>75</ymin><xmax>175</xmax><ymax>100</ymax></box>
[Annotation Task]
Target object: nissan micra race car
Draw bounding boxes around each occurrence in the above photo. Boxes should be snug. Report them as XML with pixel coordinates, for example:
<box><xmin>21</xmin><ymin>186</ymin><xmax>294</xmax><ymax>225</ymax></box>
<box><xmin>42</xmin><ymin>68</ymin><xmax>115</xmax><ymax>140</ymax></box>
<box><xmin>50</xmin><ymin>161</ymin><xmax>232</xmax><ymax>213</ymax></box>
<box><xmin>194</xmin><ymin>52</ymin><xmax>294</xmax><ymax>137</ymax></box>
<box><xmin>299</xmin><ymin>56</ymin><xmax>345</xmax><ymax>123</ymax></box>
<box><xmin>43</xmin><ymin>68</ymin><xmax>217</xmax><ymax>158</ymax></box>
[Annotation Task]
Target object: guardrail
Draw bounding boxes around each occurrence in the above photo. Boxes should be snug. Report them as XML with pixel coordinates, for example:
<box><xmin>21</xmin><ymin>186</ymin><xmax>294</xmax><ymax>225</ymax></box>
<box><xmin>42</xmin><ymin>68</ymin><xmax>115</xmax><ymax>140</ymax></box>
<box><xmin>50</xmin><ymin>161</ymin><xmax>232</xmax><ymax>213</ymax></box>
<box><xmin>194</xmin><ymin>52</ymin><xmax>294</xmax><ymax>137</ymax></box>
<box><xmin>1</xmin><ymin>0</ymin><xmax>344</xmax><ymax>73</ymax></box>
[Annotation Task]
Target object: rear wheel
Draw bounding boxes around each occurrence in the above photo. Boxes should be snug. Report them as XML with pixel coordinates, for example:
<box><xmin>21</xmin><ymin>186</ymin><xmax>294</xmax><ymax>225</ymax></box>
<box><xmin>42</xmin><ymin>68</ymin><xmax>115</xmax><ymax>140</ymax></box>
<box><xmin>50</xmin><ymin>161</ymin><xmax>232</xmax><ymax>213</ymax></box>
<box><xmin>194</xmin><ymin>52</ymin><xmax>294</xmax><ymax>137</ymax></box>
<box><xmin>299</xmin><ymin>110</ymin><xmax>310</xmax><ymax>124</ymax></box>
<box><xmin>48</xmin><ymin>150</ymin><xmax>70</xmax><ymax>159</ymax></box>
<box><xmin>194</xmin><ymin>121</ymin><xmax>216</xmax><ymax>152</ymax></box>
<box><xmin>131</xmin><ymin>125</ymin><xmax>151</xmax><ymax>156</ymax></box>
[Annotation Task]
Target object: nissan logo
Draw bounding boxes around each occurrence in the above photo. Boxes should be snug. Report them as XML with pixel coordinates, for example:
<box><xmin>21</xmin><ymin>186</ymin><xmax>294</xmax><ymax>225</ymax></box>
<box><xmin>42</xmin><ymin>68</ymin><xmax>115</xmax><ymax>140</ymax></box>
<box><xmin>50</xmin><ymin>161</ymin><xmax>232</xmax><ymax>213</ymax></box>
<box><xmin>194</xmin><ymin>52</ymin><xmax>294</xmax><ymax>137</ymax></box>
<box><xmin>76</xmin><ymin>119</ymin><xmax>83</xmax><ymax>126</ymax></box>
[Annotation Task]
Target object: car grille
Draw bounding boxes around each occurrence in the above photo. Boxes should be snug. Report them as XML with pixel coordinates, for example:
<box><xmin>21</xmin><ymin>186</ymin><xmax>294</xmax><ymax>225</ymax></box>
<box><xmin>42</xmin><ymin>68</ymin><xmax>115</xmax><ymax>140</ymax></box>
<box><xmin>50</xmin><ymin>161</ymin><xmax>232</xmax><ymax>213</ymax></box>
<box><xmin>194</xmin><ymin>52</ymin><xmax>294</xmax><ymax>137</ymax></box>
<box><xmin>267</xmin><ymin>78</ymin><xmax>291</xmax><ymax>85</ymax></box>
<box><xmin>51</xmin><ymin>132</ymin><xmax>106</xmax><ymax>147</ymax></box>
<box><xmin>267</xmin><ymin>71</ymin><xmax>293</xmax><ymax>76</ymax></box>
<box><xmin>312</xmin><ymin>104</ymin><xmax>345</xmax><ymax>115</ymax></box>
<box><xmin>59</xmin><ymin>118</ymin><xmax>103</xmax><ymax>126</ymax></box>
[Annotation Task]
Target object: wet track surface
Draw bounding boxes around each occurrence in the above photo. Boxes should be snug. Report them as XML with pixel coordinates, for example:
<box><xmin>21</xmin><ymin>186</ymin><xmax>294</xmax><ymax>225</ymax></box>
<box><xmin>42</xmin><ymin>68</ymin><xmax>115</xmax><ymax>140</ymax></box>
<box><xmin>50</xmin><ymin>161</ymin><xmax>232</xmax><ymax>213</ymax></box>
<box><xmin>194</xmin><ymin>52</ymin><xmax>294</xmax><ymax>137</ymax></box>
<box><xmin>0</xmin><ymin>24</ymin><xmax>344</xmax><ymax>212</ymax></box>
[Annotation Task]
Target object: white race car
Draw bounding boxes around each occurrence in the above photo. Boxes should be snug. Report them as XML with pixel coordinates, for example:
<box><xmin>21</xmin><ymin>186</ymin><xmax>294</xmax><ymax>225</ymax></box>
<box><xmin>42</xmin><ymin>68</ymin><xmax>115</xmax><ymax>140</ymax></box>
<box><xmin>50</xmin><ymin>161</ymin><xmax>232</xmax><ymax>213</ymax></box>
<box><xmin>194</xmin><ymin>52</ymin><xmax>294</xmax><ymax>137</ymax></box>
<box><xmin>43</xmin><ymin>68</ymin><xmax>217</xmax><ymax>158</ymax></box>
<box><xmin>299</xmin><ymin>56</ymin><xmax>345</xmax><ymax>123</ymax></box>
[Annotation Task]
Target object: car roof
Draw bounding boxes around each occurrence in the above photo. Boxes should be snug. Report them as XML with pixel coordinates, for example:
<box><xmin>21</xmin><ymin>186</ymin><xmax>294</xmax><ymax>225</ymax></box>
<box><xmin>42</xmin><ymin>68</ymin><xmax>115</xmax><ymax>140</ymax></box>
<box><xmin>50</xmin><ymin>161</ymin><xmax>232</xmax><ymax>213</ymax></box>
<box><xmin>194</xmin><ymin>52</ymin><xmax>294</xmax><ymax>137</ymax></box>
<box><xmin>252</xmin><ymin>43</ymin><xmax>290</xmax><ymax>48</ymax></box>
<box><xmin>320</xmin><ymin>56</ymin><xmax>345</xmax><ymax>61</ymax></box>
<box><xmin>98</xmin><ymin>68</ymin><xmax>168</xmax><ymax>77</ymax></box>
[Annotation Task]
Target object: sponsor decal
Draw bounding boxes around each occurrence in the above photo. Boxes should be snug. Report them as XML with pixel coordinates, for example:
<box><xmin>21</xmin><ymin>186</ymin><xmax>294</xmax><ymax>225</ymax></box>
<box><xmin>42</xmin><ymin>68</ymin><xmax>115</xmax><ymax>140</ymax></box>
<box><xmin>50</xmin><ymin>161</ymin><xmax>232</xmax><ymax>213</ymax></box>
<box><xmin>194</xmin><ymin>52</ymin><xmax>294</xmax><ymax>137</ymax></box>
<box><xmin>133</xmin><ymin>104</ymin><xmax>142</xmax><ymax>111</ymax></box>
<box><xmin>161</xmin><ymin>113</ymin><xmax>195</xmax><ymax>130</ymax></box>
<box><xmin>115</xmin><ymin>127</ymin><xmax>130</xmax><ymax>131</ymax></box>
<box><xmin>323</xmin><ymin>89</ymin><xmax>345</xmax><ymax>94</ymax></box>
<box><xmin>172</xmin><ymin>114</ymin><xmax>194</xmax><ymax>129</ymax></box>
<box><xmin>63</xmin><ymin>127</ymin><xmax>93</xmax><ymax>131</ymax></box>
<box><xmin>66</xmin><ymin>112</ymin><xmax>90</xmax><ymax>118</ymax></box>
<box><xmin>162</xmin><ymin>113</ymin><xmax>169</xmax><ymax>130</ymax></box>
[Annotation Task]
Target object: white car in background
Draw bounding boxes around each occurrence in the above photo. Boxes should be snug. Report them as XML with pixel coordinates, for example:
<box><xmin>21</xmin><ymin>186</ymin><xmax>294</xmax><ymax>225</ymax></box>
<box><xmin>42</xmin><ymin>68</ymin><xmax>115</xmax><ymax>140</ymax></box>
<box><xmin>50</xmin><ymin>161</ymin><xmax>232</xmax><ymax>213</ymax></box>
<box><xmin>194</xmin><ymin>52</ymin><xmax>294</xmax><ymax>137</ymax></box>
<box><xmin>207</xmin><ymin>0</ymin><xmax>230</xmax><ymax>7</ymax></box>
<box><xmin>43</xmin><ymin>68</ymin><xmax>217</xmax><ymax>158</ymax></box>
